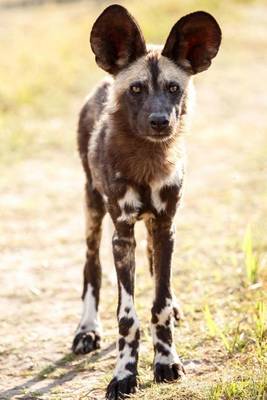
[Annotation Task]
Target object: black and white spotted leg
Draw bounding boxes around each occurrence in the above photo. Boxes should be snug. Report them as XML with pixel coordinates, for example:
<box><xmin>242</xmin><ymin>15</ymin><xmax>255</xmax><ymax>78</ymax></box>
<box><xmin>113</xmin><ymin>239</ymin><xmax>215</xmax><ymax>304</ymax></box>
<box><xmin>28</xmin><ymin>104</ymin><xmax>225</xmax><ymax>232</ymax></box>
<box><xmin>72</xmin><ymin>181</ymin><xmax>105</xmax><ymax>354</ymax></box>
<box><xmin>106</xmin><ymin>220</ymin><xmax>140</xmax><ymax>400</ymax></box>
<box><xmin>151</xmin><ymin>217</ymin><xmax>185</xmax><ymax>383</ymax></box>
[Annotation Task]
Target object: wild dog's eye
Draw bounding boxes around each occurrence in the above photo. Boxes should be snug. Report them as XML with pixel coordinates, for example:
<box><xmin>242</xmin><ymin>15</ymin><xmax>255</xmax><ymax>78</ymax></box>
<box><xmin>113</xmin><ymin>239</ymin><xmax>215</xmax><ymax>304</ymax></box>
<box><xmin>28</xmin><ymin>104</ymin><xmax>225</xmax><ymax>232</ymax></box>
<box><xmin>130</xmin><ymin>83</ymin><xmax>142</xmax><ymax>94</ymax></box>
<box><xmin>168</xmin><ymin>83</ymin><xmax>179</xmax><ymax>93</ymax></box>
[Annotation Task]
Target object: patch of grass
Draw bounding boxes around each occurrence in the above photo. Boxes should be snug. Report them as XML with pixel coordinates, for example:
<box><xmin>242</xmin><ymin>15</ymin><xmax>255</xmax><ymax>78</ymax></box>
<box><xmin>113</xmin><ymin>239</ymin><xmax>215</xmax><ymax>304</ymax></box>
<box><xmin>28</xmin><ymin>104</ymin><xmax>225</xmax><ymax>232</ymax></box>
<box><xmin>253</xmin><ymin>301</ymin><xmax>267</xmax><ymax>360</ymax></box>
<box><xmin>38</xmin><ymin>363</ymin><xmax>56</xmax><ymax>379</ymax></box>
<box><xmin>20</xmin><ymin>389</ymin><xmax>43</xmax><ymax>399</ymax></box>
<box><xmin>131</xmin><ymin>382</ymin><xmax>204</xmax><ymax>400</ymax></box>
<box><xmin>254</xmin><ymin>302</ymin><xmax>266</xmax><ymax>344</ymax></box>
<box><xmin>57</xmin><ymin>352</ymin><xmax>76</xmax><ymax>365</ymax></box>
<box><xmin>242</xmin><ymin>225</ymin><xmax>261</xmax><ymax>286</ymax></box>
<box><xmin>204</xmin><ymin>304</ymin><xmax>219</xmax><ymax>337</ymax></box>
<box><xmin>38</xmin><ymin>352</ymin><xmax>75</xmax><ymax>379</ymax></box>
<box><xmin>208</xmin><ymin>375</ymin><xmax>267</xmax><ymax>400</ymax></box>
<box><xmin>204</xmin><ymin>305</ymin><xmax>247</xmax><ymax>355</ymax></box>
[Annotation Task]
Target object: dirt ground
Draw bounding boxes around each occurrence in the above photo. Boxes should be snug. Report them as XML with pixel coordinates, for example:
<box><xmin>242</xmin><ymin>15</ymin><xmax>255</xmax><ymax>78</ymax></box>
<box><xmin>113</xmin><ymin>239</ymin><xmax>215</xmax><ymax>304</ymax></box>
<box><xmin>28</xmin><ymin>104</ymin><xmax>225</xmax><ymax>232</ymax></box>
<box><xmin>0</xmin><ymin>1</ymin><xmax>266</xmax><ymax>399</ymax></box>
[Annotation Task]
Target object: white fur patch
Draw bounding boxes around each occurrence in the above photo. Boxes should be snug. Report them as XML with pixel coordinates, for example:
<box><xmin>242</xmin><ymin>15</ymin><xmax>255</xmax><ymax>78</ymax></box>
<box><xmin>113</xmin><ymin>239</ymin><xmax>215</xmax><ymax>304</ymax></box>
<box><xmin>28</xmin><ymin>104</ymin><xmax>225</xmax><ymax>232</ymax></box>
<box><xmin>151</xmin><ymin>298</ymin><xmax>181</xmax><ymax>366</ymax></box>
<box><xmin>114</xmin><ymin>344</ymin><xmax>135</xmax><ymax>380</ymax></box>
<box><xmin>118</xmin><ymin>187</ymin><xmax>142</xmax><ymax>223</ymax></box>
<box><xmin>114</xmin><ymin>283</ymin><xmax>140</xmax><ymax>380</ymax></box>
<box><xmin>158</xmin><ymin>56</ymin><xmax>190</xmax><ymax>91</ymax></box>
<box><xmin>156</xmin><ymin>299</ymin><xmax>172</xmax><ymax>324</ymax></box>
<box><xmin>118</xmin><ymin>283</ymin><xmax>139</xmax><ymax>332</ymax></box>
<box><xmin>100</xmin><ymin>214</ymin><xmax>117</xmax><ymax>285</ymax></box>
<box><xmin>76</xmin><ymin>283</ymin><xmax>101</xmax><ymax>335</ymax></box>
<box><xmin>150</xmin><ymin>163</ymin><xmax>183</xmax><ymax>213</ymax></box>
<box><xmin>154</xmin><ymin>339</ymin><xmax>181</xmax><ymax>366</ymax></box>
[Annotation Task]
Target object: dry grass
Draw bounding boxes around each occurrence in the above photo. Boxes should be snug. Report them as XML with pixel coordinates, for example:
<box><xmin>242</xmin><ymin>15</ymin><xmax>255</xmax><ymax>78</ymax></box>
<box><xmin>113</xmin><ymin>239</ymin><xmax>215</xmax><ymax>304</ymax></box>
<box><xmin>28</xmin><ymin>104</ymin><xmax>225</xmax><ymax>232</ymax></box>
<box><xmin>0</xmin><ymin>0</ymin><xmax>266</xmax><ymax>399</ymax></box>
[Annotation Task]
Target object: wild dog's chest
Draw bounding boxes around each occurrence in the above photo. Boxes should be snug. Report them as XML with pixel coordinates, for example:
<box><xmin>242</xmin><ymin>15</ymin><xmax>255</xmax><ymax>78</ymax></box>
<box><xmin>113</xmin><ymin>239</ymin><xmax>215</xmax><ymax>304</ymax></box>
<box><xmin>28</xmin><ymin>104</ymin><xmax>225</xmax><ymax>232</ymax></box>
<box><xmin>111</xmin><ymin>165</ymin><xmax>185</xmax><ymax>223</ymax></box>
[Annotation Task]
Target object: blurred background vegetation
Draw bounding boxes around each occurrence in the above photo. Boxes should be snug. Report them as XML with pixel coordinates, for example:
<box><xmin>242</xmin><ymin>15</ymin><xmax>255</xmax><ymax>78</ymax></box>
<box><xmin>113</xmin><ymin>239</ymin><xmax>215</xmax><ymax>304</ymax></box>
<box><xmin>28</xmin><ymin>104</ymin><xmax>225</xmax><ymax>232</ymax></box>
<box><xmin>0</xmin><ymin>0</ymin><xmax>266</xmax><ymax>163</ymax></box>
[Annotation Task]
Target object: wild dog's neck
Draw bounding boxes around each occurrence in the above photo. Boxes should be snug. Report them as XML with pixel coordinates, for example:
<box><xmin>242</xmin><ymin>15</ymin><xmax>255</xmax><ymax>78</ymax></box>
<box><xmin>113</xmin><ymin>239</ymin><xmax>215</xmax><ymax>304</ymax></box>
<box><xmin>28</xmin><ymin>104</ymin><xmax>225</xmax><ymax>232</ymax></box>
<box><xmin>107</xmin><ymin>116</ymin><xmax>184</xmax><ymax>185</ymax></box>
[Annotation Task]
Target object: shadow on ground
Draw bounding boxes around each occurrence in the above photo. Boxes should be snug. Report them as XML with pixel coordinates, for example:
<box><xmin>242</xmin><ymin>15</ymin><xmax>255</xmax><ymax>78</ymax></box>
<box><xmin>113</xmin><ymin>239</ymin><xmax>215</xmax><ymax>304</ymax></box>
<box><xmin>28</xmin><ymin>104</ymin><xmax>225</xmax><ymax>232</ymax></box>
<box><xmin>0</xmin><ymin>342</ymin><xmax>116</xmax><ymax>399</ymax></box>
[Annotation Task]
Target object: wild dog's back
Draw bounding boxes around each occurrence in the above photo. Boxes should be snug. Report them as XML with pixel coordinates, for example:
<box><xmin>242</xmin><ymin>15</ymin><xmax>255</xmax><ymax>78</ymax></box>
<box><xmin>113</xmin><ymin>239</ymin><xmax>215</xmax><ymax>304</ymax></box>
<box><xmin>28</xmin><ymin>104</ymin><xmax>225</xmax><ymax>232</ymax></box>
<box><xmin>77</xmin><ymin>78</ymin><xmax>112</xmax><ymax>178</ymax></box>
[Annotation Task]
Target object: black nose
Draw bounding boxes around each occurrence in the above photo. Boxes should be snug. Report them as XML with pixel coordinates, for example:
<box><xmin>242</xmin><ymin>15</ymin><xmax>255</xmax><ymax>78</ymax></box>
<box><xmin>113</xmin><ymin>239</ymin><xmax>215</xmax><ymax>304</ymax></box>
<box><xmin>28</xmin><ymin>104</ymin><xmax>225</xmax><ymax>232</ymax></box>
<box><xmin>149</xmin><ymin>113</ymin><xmax>169</xmax><ymax>132</ymax></box>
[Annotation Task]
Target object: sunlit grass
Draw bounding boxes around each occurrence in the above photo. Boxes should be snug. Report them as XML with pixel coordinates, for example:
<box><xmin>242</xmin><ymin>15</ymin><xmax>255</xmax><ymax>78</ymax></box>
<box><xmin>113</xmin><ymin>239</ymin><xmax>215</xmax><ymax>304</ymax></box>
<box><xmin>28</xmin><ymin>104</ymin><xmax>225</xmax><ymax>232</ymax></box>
<box><xmin>242</xmin><ymin>225</ymin><xmax>261</xmax><ymax>286</ymax></box>
<box><xmin>204</xmin><ymin>305</ymin><xmax>247</xmax><ymax>356</ymax></box>
<box><xmin>254</xmin><ymin>302</ymin><xmax>266</xmax><ymax>344</ymax></box>
<box><xmin>208</xmin><ymin>375</ymin><xmax>267</xmax><ymax>400</ymax></box>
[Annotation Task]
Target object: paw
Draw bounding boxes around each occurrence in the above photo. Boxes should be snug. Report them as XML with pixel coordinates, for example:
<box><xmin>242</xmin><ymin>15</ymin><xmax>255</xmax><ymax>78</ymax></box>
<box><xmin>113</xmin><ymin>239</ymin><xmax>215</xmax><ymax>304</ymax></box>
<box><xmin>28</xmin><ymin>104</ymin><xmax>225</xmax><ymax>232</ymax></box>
<box><xmin>72</xmin><ymin>331</ymin><xmax>101</xmax><ymax>354</ymax></box>
<box><xmin>106</xmin><ymin>375</ymin><xmax>138</xmax><ymax>399</ymax></box>
<box><xmin>154</xmin><ymin>362</ymin><xmax>185</xmax><ymax>383</ymax></box>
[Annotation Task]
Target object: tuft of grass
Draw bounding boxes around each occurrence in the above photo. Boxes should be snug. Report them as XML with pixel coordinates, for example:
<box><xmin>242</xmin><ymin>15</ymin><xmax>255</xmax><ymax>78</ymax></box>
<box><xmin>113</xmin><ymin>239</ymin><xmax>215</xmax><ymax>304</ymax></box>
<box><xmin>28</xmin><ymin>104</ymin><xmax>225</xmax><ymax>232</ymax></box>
<box><xmin>204</xmin><ymin>305</ymin><xmax>247</xmax><ymax>355</ymax></box>
<box><xmin>38</xmin><ymin>364</ymin><xmax>56</xmax><ymax>380</ymax></box>
<box><xmin>204</xmin><ymin>304</ymin><xmax>218</xmax><ymax>337</ymax></box>
<box><xmin>242</xmin><ymin>225</ymin><xmax>261</xmax><ymax>286</ymax></box>
<box><xmin>38</xmin><ymin>352</ymin><xmax>75</xmax><ymax>379</ymax></box>
<box><xmin>204</xmin><ymin>305</ymin><xmax>233</xmax><ymax>353</ymax></box>
<box><xmin>253</xmin><ymin>301</ymin><xmax>267</xmax><ymax>361</ymax></box>
<box><xmin>254</xmin><ymin>301</ymin><xmax>266</xmax><ymax>344</ymax></box>
<box><xmin>20</xmin><ymin>388</ymin><xmax>43</xmax><ymax>399</ymax></box>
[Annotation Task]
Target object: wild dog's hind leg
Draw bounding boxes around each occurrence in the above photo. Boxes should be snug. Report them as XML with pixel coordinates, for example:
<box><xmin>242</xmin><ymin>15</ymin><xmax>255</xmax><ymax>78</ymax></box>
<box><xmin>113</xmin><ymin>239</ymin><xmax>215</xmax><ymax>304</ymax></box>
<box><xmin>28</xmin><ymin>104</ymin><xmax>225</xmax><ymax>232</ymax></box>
<box><xmin>72</xmin><ymin>180</ymin><xmax>105</xmax><ymax>354</ymax></box>
<box><xmin>151</xmin><ymin>217</ymin><xmax>185</xmax><ymax>382</ymax></box>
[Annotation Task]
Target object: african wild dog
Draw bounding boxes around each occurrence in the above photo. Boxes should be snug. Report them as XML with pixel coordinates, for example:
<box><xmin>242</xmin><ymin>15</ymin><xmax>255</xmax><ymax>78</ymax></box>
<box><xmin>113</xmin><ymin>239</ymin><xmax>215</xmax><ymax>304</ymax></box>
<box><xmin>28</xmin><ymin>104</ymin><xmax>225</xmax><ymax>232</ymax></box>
<box><xmin>72</xmin><ymin>4</ymin><xmax>221</xmax><ymax>399</ymax></box>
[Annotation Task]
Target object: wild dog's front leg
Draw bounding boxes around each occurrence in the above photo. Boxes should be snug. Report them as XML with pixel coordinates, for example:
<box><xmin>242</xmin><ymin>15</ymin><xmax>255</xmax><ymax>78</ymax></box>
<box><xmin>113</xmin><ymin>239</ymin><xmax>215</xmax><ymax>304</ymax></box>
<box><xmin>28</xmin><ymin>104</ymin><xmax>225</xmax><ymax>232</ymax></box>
<box><xmin>106</xmin><ymin>221</ymin><xmax>140</xmax><ymax>400</ymax></box>
<box><xmin>145</xmin><ymin>218</ymin><xmax>183</xmax><ymax>324</ymax></box>
<box><xmin>151</xmin><ymin>217</ymin><xmax>185</xmax><ymax>382</ymax></box>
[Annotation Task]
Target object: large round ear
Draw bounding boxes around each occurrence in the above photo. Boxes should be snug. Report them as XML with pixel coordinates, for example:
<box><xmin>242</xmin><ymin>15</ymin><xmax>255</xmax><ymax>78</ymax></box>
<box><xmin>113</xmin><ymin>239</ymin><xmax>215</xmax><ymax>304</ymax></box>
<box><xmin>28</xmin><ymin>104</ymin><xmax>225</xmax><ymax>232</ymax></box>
<box><xmin>162</xmin><ymin>11</ymin><xmax>221</xmax><ymax>74</ymax></box>
<box><xmin>90</xmin><ymin>4</ymin><xmax>146</xmax><ymax>75</ymax></box>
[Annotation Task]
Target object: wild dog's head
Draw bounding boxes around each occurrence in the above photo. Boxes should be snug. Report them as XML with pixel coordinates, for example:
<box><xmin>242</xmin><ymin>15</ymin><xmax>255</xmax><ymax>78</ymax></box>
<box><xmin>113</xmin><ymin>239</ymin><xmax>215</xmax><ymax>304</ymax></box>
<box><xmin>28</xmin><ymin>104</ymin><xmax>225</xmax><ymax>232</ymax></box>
<box><xmin>90</xmin><ymin>5</ymin><xmax>221</xmax><ymax>142</ymax></box>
